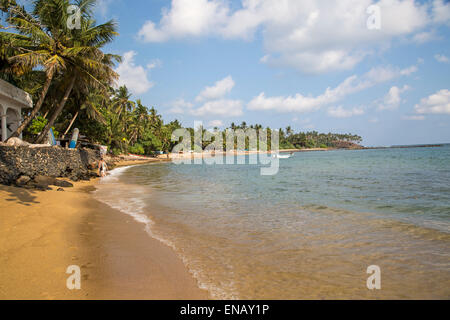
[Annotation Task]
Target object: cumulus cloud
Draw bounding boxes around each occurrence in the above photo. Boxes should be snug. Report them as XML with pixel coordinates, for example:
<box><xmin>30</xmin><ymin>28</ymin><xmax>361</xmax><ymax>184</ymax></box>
<box><xmin>435</xmin><ymin>54</ymin><xmax>449</xmax><ymax>63</ymax></box>
<box><xmin>192</xmin><ymin>99</ymin><xmax>243</xmax><ymax>117</ymax></box>
<box><xmin>247</xmin><ymin>65</ymin><xmax>416</xmax><ymax>113</ymax></box>
<box><xmin>328</xmin><ymin>106</ymin><xmax>365</xmax><ymax>118</ymax></box>
<box><xmin>195</xmin><ymin>76</ymin><xmax>235</xmax><ymax>102</ymax></box>
<box><xmin>171</xmin><ymin>76</ymin><xmax>242</xmax><ymax>118</ymax></box>
<box><xmin>378</xmin><ymin>85</ymin><xmax>410</xmax><ymax>110</ymax></box>
<box><xmin>168</xmin><ymin>98</ymin><xmax>194</xmax><ymax>114</ymax></box>
<box><xmin>208</xmin><ymin>120</ymin><xmax>224</xmax><ymax>128</ymax></box>
<box><xmin>115</xmin><ymin>51</ymin><xmax>155</xmax><ymax>95</ymax></box>
<box><xmin>415</xmin><ymin>89</ymin><xmax>450</xmax><ymax>114</ymax></box>
<box><xmin>137</xmin><ymin>0</ymin><xmax>229</xmax><ymax>42</ymax></box>
<box><xmin>137</xmin><ymin>0</ymin><xmax>450</xmax><ymax>73</ymax></box>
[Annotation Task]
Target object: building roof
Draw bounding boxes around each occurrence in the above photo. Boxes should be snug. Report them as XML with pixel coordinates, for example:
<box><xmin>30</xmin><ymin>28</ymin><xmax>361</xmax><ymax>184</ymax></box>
<box><xmin>0</xmin><ymin>78</ymin><xmax>33</xmax><ymax>110</ymax></box>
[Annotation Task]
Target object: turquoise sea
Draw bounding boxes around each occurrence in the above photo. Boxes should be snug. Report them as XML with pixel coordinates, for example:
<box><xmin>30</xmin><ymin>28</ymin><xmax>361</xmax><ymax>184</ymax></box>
<box><xmin>94</xmin><ymin>146</ymin><xmax>450</xmax><ymax>299</ymax></box>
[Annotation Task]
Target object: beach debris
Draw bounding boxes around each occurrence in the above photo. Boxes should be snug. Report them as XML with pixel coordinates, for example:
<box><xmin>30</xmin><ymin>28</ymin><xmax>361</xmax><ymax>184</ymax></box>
<box><xmin>5</xmin><ymin>137</ymin><xmax>51</xmax><ymax>148</ymax></box>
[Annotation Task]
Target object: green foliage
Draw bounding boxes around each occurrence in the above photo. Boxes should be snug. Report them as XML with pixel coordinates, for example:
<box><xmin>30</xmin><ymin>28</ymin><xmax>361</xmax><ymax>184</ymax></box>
<box><xmin>129</xmin><ymin>143</ymin><xmax>145</xmax><ymax>155</ymax></box>
<box><xmin>27</xmin><ymin>116</ymin><xmax>47</xmax><ymax>135</ymax></box>
<box><xmin>27</xmin><ymin>116</ymin><xmax>59</xmax><ymax>137</ymax></box>
<box><xmin>111</xmin><ymin>148</ymin><xmax>121</xmax><ymax>156</ymax></box>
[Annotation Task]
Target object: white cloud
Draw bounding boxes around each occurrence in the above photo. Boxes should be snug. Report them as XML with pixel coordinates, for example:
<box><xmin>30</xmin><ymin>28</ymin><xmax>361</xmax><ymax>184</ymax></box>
<box><xmin>412</xmin><ymin>30</ymin><xmax>439</xmax><ymax>43</ymax></box>
<box><xmin>403</xmin><ymin>115</ymin><xmax>426</xmax><ymax>120</ymax></box>
<box><xmin>328</xmin><ymin>106</ymin><xmax>365</xmax><ymax>118</ymax></box>
<box><xmin>138</xmin><ymin>0</ymin><xmax>449</xmax><ymax>73</ymax></box>
<box><xmin>432</xmin><ymin>0</ymin><xmax>450</xmax><ymax>25</ymax></box>
<box><xmin>378</xmin><ymin>85</ymin><xmax>410</xmax><ymax>110</ymax></box>
<box><xmin>247</xmin><ymin>65</ymin><xmax>416</xmax><ymax>113</ymax></box>
<box><xmin>115</xmin><ymin>51</ymin><xmax>155</xmax><ymax>95</ymax></box>
<box><xmin>415</xmin><ymin>89</ymin><xmax>450</xmax><ymax>114</ymax></box>
<box><xmin>208</xmin><ymin>120</ymin><xmax>224</xmax><ymax>128</ymax></box>
<box><xmin>168</xmin><ymin>98</ymin><xmax>194</xmax><ymax>114</ymax></box>
<box><xmin>195</xmin><ymin>76</ymin><xmax>235</xmax><ymax>102</ymax></box>
<box><xmin>172</xmin><ymin>76</ymin><xmax>242</xmax><ymax>118</ymax></box>
<box><xmin>191</xmin><ymin>99</ymin><xmax>243</xmax><ymax>117</ymax></box>
<box><xmin>434</xmin><ymin>54</ymin><xmax>449</xmax><ymax>63</ymax></box>
<box><xmin>147</xmin><ymin>59</ymin><xmax>163</xmax><ymax>69</ymax></box>
<box><xmin>137</xmin><ymin>0</ymin><xmax>229</xmax><ymax>42</ymax></box>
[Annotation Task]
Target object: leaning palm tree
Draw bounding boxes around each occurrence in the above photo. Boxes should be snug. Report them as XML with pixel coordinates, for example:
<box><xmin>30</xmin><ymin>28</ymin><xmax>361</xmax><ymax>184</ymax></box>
<box><xmin>35</xmin><ymin>50</ymin><xmax>120</xmax><ymax>143</ymax></box>
<box><xmin>34</xmin><ymin>0</ymin><xmax>119</xmax><ymax>143</ymax></box>
<box><xmin>1</xmin><ymin>1</ymin><xmax>59</xmax><ymax>137</ymax></box>
<box><xmin>2</xmin><ymin>0</ymin><xmax>119</xmax><ymax>140</ymax></box>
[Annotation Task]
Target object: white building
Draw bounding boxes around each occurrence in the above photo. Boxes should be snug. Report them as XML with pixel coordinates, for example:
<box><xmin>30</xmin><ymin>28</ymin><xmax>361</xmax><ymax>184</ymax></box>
<box><xmin>0</xmin><ymin>78</ymin><xmax>33</xmax><ymax>142</ymax></box>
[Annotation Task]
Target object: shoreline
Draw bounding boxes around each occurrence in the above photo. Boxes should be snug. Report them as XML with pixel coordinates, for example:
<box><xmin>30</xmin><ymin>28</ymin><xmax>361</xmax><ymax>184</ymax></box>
<box><xmin>0</xmin><ymin>166</ymin><xmax>209</xmax><ymax>299</ymax></box>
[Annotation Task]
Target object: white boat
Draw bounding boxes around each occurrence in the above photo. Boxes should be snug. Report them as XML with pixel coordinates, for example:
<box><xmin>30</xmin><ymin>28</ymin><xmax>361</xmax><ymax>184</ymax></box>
<box><xmin>273</xmin><ymin>153</ymin><xmax>294</xmax><ymax>159</ymax></box>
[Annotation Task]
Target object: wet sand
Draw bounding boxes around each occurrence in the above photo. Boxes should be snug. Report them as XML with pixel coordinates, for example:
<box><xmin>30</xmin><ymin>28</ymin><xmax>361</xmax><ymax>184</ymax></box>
<box><xmin>0</xmin><ymin>181</ymin><xmax>208</xmax><ymax>300</ymax></box>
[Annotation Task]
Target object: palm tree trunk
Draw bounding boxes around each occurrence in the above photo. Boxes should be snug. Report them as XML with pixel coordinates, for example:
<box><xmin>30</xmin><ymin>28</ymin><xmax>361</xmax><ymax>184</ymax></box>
<box><xmin>36</xmin><ymin>76</ymin><xmax>76</xmax><ymax>144</ymax></box>
<box><xmin>62</xmin><ymin>110</ymin><xmax>79</xmax><ymax>139</ymax></box>
<box><xmin>9</xmin><ymin>70</ymin><xmax>54</xmax><ymax>139</ymax></box>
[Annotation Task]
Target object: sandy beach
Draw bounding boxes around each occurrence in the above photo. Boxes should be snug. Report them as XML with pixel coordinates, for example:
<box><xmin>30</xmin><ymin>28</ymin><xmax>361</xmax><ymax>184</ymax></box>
<box><xmin>0</xmin><ymin>177</ymin><xmax>208</xmax><ymax>300</ymax></box>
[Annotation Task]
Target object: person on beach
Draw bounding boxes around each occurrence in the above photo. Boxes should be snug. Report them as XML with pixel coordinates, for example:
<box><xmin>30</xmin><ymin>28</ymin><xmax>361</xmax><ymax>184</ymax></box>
<box><xmin>98</xmin><ymin>157</ymin><xmax>108</xmax><ymax>177</ymax></box>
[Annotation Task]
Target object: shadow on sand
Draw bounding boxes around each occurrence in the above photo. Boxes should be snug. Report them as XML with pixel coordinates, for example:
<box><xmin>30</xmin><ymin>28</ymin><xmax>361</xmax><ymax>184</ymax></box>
<box><xmin>0</xmin><ymin>185</ymin><xmax>40</xmax><ymax>206</ymax></box>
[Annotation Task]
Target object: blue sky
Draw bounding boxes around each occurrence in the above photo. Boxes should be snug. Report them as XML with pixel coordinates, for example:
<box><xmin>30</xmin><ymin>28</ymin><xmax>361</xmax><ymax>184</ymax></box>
<box><xmin>91</xmin><ymin>0</ymin><xmax>449</xmax><ymax>146</ymax></box>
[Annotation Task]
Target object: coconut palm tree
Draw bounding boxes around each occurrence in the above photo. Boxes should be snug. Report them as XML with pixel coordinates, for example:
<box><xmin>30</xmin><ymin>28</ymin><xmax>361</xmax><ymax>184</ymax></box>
<box><xmin>33</xmin><ymin>1</ymin><xmax>119</xmax><ymax>143</ymax></box>
<box><xmin>61</xmin><ymin>89</ymin><xmax>108</xmax><ymax>138</ymax></box>
<box><xmin>2</xmin><ymin>0</ymin><xmax>119</xmax><ymax>141</ymax></box>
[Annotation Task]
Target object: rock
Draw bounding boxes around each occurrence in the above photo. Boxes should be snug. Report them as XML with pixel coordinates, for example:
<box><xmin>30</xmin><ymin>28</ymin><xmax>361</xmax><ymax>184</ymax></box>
<box><xmin>57</xmin><ymin>188</ymin><xmax>65</xmax><ymax>192</ymax></box>
<box><xmin>53</xmin><ymin>180</ymin><xmax>74</xmax><ymax>188</ymax></box>
<box><xmin>5</xmin><ymin>137</ymin><xmax>30</xmax><ymax>147</ymax></box>
<box><xmin>34</xmin><ymin>175</ymin><xmax>74</xmax><ymax>188</ymax></box>
<box><xmin>34</xmin><ymin>175</ymin><xmax>57</xmax><ymax>186</ymax></box>
<box><xmin>16</xmin><ymin>175</ymin><xmax>31</xmax><ymax>186</ymax></box>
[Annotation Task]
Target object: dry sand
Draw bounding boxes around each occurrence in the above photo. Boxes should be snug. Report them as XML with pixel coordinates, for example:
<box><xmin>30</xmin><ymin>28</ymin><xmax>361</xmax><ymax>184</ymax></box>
<box><xmin>0</xmin><ymin>180</ymin><xmax>208</xmax><ymax>300</ymax></box>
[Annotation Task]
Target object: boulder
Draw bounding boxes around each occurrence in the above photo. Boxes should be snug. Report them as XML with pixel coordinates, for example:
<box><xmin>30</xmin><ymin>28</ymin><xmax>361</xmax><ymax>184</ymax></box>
<box><xmin>33</xmin><ymin>175</ymin><xmax>74</xmax><ymax>188</ymax></box>
<box><xmin>53</xmin><ymin>180</ymin><xmax>74</xmax><ymax>188</ymax></box>
<box><xmin>16</xmin><ymin>175</ymin><xmax>31</xmax><ymax>186</ymax></box>
<box><xmin>34</xmin><ymin>175</ymin><xmax>57</xmax><ymax>186</ymax></box>
<box><xmin>5</xmin><ymin>137</ymin><xmax>30</xmax><ymax>147</ymax></box>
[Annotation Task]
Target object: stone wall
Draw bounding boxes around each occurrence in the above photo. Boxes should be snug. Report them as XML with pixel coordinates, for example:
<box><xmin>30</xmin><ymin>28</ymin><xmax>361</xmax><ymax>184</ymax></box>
<box><xmin>0</xmin><ymin>146</ymin><xmax>100</xmax><ymax>186</ymax></box>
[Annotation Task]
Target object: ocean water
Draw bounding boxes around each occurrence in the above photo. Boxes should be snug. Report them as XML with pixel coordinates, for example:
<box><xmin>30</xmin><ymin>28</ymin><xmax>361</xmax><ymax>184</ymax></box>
<box><xmin>94</xmin><ymin>146</ymin><xmax>450</xmax><ymax>299</ymax></box>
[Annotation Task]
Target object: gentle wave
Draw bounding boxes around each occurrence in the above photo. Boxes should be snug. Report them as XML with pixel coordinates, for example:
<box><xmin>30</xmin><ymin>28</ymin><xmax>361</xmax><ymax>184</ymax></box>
<box><xmin>93</xmin><ymin>166</ymin><xmax>236</xmax><ymax>299</ymax></box>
